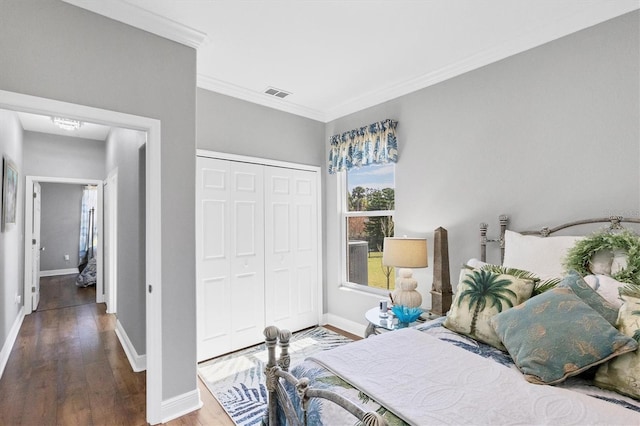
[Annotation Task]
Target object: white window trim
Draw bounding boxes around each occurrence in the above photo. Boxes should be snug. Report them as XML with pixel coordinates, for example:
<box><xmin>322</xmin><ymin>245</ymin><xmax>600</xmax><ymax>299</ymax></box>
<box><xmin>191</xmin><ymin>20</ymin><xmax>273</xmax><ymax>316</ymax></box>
<box><xmin>339</xmin><ymin>170</ymin><xmax>395</xmax><ymax>295</ymax></box>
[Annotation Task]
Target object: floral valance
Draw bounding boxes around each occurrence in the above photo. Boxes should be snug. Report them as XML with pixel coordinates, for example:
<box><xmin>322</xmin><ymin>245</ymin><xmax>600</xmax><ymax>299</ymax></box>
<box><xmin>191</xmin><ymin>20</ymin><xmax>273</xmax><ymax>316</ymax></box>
<box><xmin>328</xmin><ymin>119</ymin><xmax>398</xmax><ymax>174</ymax></box>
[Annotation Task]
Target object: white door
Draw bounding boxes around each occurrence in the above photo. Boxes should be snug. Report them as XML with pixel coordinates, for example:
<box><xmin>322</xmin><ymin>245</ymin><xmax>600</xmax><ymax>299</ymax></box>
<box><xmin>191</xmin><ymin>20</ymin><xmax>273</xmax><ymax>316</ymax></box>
<box><xmin>264</xmin><ymin>167</ymin><xmax>318</xmax><ymax>331</ymax></box>
<box><xmin>104</xmin><ymin>170</ymin><xmax>118</xmax><ymax>314</ymax></box>
<box><xmin>196</xmin><ymin>157</ymin><xmax>265</xmax><ymax>361</ymax></box>
<box><xmin>31</xmin><ymin>182</ymin><xmax>42</xmax><ymax>310</ymax></box>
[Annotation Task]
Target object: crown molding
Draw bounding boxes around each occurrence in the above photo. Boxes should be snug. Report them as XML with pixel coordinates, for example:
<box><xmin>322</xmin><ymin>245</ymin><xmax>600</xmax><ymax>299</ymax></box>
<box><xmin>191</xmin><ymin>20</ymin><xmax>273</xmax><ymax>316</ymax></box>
<box><xmin>61</xmin><ymin>0</ymin><xmax>208</xmax><ymax>49</ymax></box>
<box><xmin>63</xmin><ymin>0</ymin><xmax>638</xmax><ymax>123</ymax></box>
<box><xmin>324</xmin><ymin>1</ymin><xmax>640</xmax><ymax>122</ymax></box>
<box><xmin>197</xmin><ymin>74</ymin><xmax>328</xmax><ymax>122</ymax></box>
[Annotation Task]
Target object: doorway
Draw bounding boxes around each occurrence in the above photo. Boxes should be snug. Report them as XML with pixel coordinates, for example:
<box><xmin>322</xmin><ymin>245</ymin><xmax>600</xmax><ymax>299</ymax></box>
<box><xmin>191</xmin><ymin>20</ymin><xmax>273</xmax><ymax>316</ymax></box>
<box><xmin>1</xmin><ymin>89</ymin><xmax>163</xmax><ymax>424</ymax></box>
<box><xmin>24</xmin><ymin>177</ymin><xmax>104</xmax><ymax>314</ymax></box>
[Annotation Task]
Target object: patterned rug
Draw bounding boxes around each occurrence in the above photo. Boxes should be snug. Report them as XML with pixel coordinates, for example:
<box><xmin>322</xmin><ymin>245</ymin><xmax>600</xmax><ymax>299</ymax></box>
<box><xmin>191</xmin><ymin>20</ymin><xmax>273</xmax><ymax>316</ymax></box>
<box><xmin>198</xmin><ymin>326</ymin><xmax>353</xmax><ymax>426</ymax></box>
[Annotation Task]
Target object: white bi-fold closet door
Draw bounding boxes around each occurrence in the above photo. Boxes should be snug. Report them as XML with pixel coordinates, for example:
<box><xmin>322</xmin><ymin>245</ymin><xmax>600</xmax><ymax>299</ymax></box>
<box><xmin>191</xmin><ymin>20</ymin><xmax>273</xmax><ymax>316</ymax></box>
<box><xmin>196</xmin><ymin>154</ymin><xmax>320</xmax><ymax>362</ymax></box>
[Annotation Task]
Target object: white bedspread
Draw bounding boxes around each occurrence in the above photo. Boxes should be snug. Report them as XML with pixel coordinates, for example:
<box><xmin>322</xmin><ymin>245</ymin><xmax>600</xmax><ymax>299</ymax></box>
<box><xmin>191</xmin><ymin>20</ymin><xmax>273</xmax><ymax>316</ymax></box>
<box><xmin>308</xmin><ymin>328</ymin><xmax>640</xmax><ymax>425</ymax></box>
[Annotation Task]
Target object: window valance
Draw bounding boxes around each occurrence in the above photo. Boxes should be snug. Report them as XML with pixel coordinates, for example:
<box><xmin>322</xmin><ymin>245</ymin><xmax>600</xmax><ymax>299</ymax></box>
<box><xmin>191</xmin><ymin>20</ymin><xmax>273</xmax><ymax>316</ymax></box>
<box><xmin>328</xmin><ymin>119</ymin><xmax>398</xmax><ymax>174</ymax></box>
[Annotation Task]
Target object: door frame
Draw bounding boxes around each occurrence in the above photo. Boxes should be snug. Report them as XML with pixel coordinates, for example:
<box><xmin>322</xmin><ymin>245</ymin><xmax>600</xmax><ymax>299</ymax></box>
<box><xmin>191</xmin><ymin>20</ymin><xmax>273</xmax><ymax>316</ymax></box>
<box><xmin>1</xmin><ymin>89</ymin><xmax>163</xmax><ymax>424</ymax></box>
<box><xmin>31</xmin><ymin>181</ymin><xmax>42</xmax><ymax>311</ymax></box>
<box><xmin>24</xmin><ymin>176</ymin><xmax>104</xmax><ymax>312</ymax></box>
<box><xmin>104</xmin><ymin>168</ymin><xmax>118</xmax><ymax>314</ymax></box>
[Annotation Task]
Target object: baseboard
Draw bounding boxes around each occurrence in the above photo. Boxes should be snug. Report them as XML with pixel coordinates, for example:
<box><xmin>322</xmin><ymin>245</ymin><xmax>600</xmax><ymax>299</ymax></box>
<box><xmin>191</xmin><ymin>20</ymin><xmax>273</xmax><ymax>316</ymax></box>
<box><xmin>322</xmin><ymin>313</ymin><xmax>366</xmax><ymax>338</ymax></box>
<box><xmin>115</xmin><ymin>319</ymin><xmax>147</xmax><ymax>372</ymax></box>
<box><xmin>40</xmin><ymin>268</ymin><xmax>78</xmax><ymax>277</ymax></box>
<box><xmin>161</xmin><ymin>388</ymin><xmax>203</xmax><ymax>423</ymax></box>
<box><xmin>0</xmin><ymin>307</ymin><xmax>25</xmax><ymax>380</ymax></box>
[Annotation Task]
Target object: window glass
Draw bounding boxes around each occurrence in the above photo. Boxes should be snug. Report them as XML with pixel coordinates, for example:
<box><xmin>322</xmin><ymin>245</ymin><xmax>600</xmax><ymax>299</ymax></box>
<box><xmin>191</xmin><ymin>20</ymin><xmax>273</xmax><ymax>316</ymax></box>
<box><xmin>344</xmin><ymin>163</ymin><xmax>395</xmax><ymax>291</ymax></box>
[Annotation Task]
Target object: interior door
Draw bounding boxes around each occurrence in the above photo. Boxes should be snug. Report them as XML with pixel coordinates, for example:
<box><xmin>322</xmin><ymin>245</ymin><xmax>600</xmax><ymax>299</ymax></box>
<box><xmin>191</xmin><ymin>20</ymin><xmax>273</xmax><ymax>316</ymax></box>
<box><xmin>196</xmin><ymin>157</ymin><xmax>265</xmax><ymax>361</ymax></box>
<box><xmin>31</xmin><ymin>182</ymin><xmax>42</xmax><ymax>310</ymax></box>
<box><xmin>264</xmin><ymin>167</ymin><xmax>318</xmax><ymax>331</ymax></box>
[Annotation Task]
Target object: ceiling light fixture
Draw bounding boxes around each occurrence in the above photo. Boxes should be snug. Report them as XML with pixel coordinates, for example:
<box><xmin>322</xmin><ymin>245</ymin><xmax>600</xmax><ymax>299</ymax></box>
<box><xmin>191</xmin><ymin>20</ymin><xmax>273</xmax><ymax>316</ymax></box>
<box><xmin>52</xmin><ymin>116</ymin><xmax>83</xmax><ymax>131</ymax></box>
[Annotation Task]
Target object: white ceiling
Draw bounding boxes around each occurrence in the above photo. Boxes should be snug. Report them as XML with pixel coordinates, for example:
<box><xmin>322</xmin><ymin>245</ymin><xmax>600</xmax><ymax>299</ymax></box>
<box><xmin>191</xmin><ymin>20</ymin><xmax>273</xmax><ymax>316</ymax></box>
<box><xmin>17</xmin><ymin>111</ymin><xmax>111</xmax><ymax>141</ymax></box>
<box><xmin>64</xmin><ymin>0</ymin><xmax>639</xmax><ymax>122</ymax></box>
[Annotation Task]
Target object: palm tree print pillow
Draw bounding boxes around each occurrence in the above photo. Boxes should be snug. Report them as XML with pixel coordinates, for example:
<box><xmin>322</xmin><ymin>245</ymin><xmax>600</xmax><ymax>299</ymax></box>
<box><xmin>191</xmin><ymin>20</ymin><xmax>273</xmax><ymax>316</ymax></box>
<box><xmin>443</xmin><ymin>269</ymin><xmax>535</xmax><ymax>350</ymax></box>
<box><xmin>595</xmin><ymin>293</ymin><xmax>640</xmax><ymax>399</ymax></box>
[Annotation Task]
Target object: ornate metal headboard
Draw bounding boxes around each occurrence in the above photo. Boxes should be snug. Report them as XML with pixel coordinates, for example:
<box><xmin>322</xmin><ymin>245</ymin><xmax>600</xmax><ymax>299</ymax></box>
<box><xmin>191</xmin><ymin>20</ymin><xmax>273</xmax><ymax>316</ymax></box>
<box><xmin>480</xmin><ymin>215</ymin><xmax>640</xmax><ymax>264</ymax></box>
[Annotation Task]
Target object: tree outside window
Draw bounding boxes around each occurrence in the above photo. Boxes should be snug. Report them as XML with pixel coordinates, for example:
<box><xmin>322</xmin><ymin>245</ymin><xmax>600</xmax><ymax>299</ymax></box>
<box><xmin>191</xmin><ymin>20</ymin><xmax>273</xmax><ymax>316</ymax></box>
<box><xmin>344</xmin><ymin>163</ymin><xmax>395</xmax><ymax>291</ymax></box>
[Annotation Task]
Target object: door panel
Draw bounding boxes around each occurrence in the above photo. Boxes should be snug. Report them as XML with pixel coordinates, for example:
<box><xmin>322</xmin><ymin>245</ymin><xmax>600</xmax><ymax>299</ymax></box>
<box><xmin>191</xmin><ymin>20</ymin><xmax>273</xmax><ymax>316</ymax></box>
<box><xmin>196</xmin><ymin>157</ymin><xmax>264</xmax><ymax>361</ymax></box>
<box><xmin>202</xmin><ymin>276</ymin><xmax>229</xmax><ymax>341</ymax></box>
<box><xmin>264</xmin><ymin>167</ymin><xmax>318</xmax><ymax>331</ymax></box>
<box><xmin>229</xmin><ymin>163</ymin><xmax>264</xmax><ymax>351</ymax></box>
<box><xmin>197</xmin><ymin>158</ymin><xmax>232</xmax><ymax>361</ymax></box>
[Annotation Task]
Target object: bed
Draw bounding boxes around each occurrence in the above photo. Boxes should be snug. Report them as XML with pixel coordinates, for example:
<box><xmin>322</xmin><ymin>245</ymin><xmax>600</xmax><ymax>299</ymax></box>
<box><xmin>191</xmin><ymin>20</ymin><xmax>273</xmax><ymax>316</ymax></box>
<box><xmin>263</xmin><ymin>216</ymin><xmax>640</xmax><ymax>425</ymax></box>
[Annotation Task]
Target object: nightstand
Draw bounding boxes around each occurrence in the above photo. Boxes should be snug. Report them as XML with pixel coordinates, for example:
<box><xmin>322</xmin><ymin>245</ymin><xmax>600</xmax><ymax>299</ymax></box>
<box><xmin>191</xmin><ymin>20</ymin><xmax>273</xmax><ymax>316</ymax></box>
<box><xmin>364</xmin><ymin>307</ymin><xmax>441</xmax><ymax>337</ymax></box>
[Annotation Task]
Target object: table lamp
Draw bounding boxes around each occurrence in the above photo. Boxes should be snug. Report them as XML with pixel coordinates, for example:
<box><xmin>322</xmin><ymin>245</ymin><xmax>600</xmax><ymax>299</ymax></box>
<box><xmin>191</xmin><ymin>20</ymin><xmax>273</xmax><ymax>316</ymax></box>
<box><xmin>382</xmin><ymin>237</ymin><xmax>428</xmax><ymax>308</ymax></box>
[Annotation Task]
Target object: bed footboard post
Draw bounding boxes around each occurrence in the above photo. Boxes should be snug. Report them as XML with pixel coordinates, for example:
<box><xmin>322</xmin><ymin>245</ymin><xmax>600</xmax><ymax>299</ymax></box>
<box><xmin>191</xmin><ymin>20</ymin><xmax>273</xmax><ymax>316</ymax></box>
<box><xmin>278</xmin><ymin>329</ymin><xmax>292</xmax><ymax>372</ymax></box>
<box><xmin>264</xmin><ymin>326</ymin><xmax>279</xmax><ymax>426</ymax></box>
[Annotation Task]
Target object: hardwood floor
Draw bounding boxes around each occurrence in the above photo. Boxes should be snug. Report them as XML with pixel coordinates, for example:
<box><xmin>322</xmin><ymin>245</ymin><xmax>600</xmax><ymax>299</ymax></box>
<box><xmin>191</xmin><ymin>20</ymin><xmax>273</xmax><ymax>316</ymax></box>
<box><xmin>37</xmin><ymin>273</ymin><xmax>96</xmax><ymax>311</ymax></box>
<box><xmin>0</xmin><ymin>274</ymin><xmax>238</xmax><ymax>425</ymax></box>
<box><xmin>0</xmin><ymin>274</ymin><xmax>357</xmax><ymax>425</ymax></box>
<box><xmin>0</xmin><ymin>296</ymin><xmax>146</xmax><ymax>424</ymax></box>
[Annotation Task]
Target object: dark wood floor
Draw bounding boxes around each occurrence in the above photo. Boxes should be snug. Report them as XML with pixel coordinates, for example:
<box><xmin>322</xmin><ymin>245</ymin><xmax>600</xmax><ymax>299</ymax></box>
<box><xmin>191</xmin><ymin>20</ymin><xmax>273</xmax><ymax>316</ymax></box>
<box><xmin>0</xmin><ymin>275</ymin><xmax>146</xmax><ymax>425</ymax></box>
<box><xmin>0</xmin><ymin>274</ymin><xmax>358</xmax><ymax>425</ymax></box>
<box><xmin>37</xmin><ymin>273</ymin><xmax>96</xmax><ymax>311</ymax></box>
<box><xmin>0</xmin><ymin>275</ymin><xmax>247</xmax><ymax>425</ymax></box>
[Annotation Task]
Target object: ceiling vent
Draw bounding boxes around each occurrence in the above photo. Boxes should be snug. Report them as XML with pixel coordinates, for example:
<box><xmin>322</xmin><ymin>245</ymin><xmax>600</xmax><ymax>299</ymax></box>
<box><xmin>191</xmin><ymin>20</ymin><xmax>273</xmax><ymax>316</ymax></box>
<box><xmin>264</xmin><ymin>87</ymin><xmax>292</xmax><ymax>99</ymax></box>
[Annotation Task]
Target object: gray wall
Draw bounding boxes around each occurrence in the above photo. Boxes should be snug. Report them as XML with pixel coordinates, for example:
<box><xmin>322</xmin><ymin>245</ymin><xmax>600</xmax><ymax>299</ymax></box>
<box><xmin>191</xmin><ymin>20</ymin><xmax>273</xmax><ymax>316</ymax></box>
<box><xmin>0</xmin><ymin>0</ymin><xmax>197</xmax><ymax>403</ymax></box>
<box><xmin>0</xmin><ymin>109</ymin><xmax>24</xmax><ymax>358</ymax></box>
<box><xmin>325</xmin><ymin>11</ymin><xmax>640</xmax><ymax>326</ymax></box>
<box><xmin>106</xmin><ymin>128</ymin><xmax>146</xmax><ymax>354</ymax></box>
<box><xmin>39</xmin><ymin>183</ymin><xmax>83</xmax><ymax>272</ymax></box>
<box><xmin>23</xmin><ymin>131</ymin><xmax>106</xmax><ymax>180</ymax></box>
<box><xmin>197</xmin><ymin>89</ymin><xmax>325</xmax><ymax>166</ymax></box>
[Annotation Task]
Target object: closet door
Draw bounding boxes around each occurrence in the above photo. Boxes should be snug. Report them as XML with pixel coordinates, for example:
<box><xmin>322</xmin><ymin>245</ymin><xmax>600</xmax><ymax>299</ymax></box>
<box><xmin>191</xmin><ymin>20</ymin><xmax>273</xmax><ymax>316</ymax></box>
<box><xmin>196</xmin><ymin>157</ymin><xmax>265</xmax><ymax>361</ymax></box>
<box><xmin>264</xmin><ymin>166</ymin><xmax>318</xmax><ymax>332</ymax></box>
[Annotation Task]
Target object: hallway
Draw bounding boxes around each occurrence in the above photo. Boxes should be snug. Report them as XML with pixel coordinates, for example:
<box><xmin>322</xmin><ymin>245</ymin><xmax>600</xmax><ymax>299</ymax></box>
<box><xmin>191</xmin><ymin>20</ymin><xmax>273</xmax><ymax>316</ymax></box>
<box><xmin>0</xmin><ymin>275</ymin><xmax>146</xmax><ymax>425</ymax></box>
<box><xmin>0</xmin><ymin>274</ymin><xmax>233</xmax><ymax>425</ymax></box>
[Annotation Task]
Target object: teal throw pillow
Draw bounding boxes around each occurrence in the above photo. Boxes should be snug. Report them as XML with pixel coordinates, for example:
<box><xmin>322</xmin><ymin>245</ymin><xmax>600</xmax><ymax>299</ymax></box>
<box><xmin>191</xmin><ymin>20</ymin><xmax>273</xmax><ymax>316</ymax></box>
<box><xmin>491</xmin><ymin>287</ymin><xmax>637</xmax><ymax>385</ymax></box>
<box><xmin>558</xmin><ymin>270</ymin><xmax>618</xmax><ymax>325</ymax></box>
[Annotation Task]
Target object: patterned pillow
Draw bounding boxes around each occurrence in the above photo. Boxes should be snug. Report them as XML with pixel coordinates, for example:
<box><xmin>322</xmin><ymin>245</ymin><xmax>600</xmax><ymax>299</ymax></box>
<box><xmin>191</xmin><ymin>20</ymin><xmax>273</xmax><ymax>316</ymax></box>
<box><xmin>594</xmin><ymin>294</ymin><xmax>640</xmax><ymax>399</ymax></box>
<box><xmin>491</xmin><ymin>287</ymin><xmax>637</xmax><ymax>385</ymax></box>
<box><xmin>558</xmin><ymin>270</ymin><xmax>619</xmax><ymax>325</ymax></box>
<box><xmin>443</xmin><ymin>269</ymin><xmax>534</xmax><ymax>350</ymax></box>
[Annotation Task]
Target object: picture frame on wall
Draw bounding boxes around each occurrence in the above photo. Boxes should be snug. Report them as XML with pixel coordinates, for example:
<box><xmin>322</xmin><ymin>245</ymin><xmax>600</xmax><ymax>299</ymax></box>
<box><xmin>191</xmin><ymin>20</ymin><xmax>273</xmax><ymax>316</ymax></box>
<box><xmin>2</xmin><ymin>155</ymin><xmax>18</xmax><ymax>231</ymax></box>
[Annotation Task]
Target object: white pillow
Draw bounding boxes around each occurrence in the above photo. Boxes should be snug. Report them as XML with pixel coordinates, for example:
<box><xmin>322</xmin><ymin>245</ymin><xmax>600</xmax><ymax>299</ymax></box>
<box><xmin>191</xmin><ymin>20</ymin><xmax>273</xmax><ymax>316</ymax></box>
<box><xmin>583</xmin><ymin>274</ymin><xmax>625</xmax><ymax>308</ymax></box>
<box><xmin>502</xmin><ymin>230</ymin><xmax>583</xmax><ymax>280</ymax></box>
<box><xmin>465</xmin><ymin>258</ymin><xmax>488</xmax><ymax>269</ymax></box>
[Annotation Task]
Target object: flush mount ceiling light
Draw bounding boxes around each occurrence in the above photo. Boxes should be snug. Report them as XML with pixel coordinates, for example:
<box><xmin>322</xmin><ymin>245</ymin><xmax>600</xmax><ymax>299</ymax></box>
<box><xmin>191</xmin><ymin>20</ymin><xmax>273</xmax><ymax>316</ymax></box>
<box><xmin>264</xmin><ymin>86</ymin><xmax>292</xmax><ymax>99</ymax></box>
<box><xmin>52</xmin><ymin>116</ymin><xmax>83</xmax><ymax>131</ymax></box>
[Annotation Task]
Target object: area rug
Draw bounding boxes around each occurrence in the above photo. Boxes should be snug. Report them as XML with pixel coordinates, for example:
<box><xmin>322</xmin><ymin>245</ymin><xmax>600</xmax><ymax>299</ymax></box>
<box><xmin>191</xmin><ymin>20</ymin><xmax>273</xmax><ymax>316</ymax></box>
<box><xmin>198</xmin><ymin>326</ymin><xmax>353</xmax><ymax>426</ymax></box>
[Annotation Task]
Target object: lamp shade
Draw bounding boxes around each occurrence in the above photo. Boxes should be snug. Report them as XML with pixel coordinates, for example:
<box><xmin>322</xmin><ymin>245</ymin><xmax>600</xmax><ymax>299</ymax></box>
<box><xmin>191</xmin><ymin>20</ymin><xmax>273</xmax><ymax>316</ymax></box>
<box><xmin>382</xmin><ymin>237</ymin><xmax>428</xmax><ymax>268</ymax></box>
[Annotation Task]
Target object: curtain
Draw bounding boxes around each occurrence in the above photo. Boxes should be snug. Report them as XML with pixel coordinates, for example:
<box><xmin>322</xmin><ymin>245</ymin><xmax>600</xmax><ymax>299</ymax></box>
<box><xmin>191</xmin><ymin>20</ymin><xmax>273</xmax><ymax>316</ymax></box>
<box><xmin>79</xmin><ymin>185</ymin><xmax>98</xmax><ymax>260</ymax></box>
<box><xmin>328</xmin><ymin>119</ymin><xmax>398</xmax><ymax>174</ymax></box>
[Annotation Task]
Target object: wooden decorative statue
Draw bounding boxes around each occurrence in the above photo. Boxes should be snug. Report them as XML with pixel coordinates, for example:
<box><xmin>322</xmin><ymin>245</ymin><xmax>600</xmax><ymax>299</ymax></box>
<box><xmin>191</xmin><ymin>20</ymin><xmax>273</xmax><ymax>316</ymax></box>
<box><xmin>430</xmin><ymin>227</ymin><xmax>452</xmax><ymax>316</ymax></box>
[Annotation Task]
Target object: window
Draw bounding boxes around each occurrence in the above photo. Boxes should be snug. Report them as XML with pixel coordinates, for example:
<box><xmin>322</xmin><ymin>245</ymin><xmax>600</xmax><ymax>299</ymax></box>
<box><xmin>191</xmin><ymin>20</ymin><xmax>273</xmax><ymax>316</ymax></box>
<box><xmin>343</xmin><ymin>163</ymin><xmax>395</xmax><ymax>292</ymax></box>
